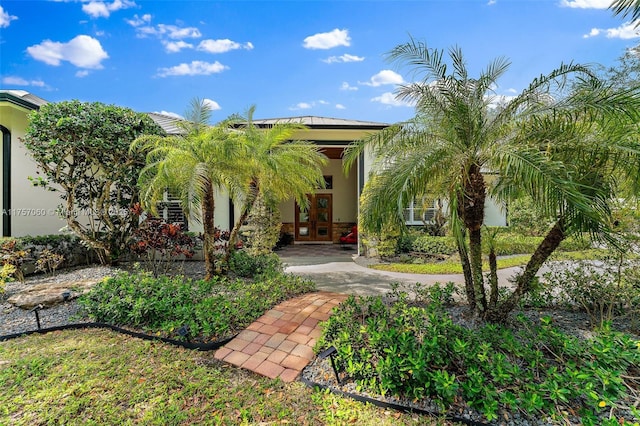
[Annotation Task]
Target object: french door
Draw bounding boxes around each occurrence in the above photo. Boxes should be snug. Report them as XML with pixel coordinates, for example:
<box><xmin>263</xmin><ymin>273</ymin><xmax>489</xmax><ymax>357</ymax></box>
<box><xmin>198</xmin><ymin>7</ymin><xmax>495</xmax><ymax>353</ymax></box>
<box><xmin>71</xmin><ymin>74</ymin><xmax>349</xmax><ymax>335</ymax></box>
<box><xmin>295</xmin><ymin>194</ymin><xmax>333</xmax><ymax>242</ymax></box>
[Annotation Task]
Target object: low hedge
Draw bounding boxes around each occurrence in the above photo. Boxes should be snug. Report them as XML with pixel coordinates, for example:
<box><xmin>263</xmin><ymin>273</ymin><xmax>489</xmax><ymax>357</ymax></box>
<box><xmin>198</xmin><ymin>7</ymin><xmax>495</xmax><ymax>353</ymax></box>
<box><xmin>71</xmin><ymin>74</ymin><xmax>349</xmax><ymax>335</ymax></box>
<box><xmin>408</xmin><ymin>233</ymin><xmax>591</xmax><ymax>257</ymax></box>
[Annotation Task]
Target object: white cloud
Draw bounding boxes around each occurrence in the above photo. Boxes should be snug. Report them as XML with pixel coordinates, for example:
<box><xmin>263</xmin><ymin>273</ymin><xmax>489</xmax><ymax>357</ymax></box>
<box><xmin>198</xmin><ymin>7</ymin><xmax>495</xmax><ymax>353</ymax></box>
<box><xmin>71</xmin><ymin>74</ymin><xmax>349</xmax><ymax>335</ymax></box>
<box><xmin>2</xmin><ymin>76</ymin><xmax>46</xmax><ymax>87</ymax></box>
<box><xmin>203</xmin><ymin>98</ymin><xmax>221</xmax><ymax>111</ymax></box>
<box><xmin>126</xmin><ymin>13</ymin><xmax>151</xmax><ymax>27</ymax></box>
<box><xmin>0</xmin><ymin>5</ymin><xmax>18</xmax><ymax>28</ymax></box>
<box><xmin>27</xmin><ymin>35</ymin><xmax>109</xmax><ymax>69</ymax></box>
<box><xmin>292</xmin><ymin>102</ymin><xmax>313</xmax><ymax>110</ymax></box>
<box><xmin>154</xmin><ymin>110</ymin><xmax>183</xmax><ymax>119</ymax></box>
<box><xmin>486</xmin><ymin>94</ymin><xmax>517</xmax><ymax>109</ymax></box>
<box><xmin>157</xmin><ymin>60</ymin><xmax>228</xmax><ymax>77</ymax></box>
<box><xmin>335</xmin><ymin>104</ymin><xmax>346</xmax><ymax>110</ymax></box>
<box><xmin>487</xmin><ymin>0</ymin><xmax>497</xmax><ymax>5</ymax></box>
<box><xmin>584</xmin><ymin>21</ymin><xmax>640</xmax><ymax>39</ymax></box>
<box><xmin>318</xmin><ymin>100</ymin><xmax>329</xmax><ymax>105</ymax></box>
<box><xmin>371</xmin><ymin>92</ymin><xmax>413</xmax><ymax>107</ymax></box>
<box><xmin>360</xmin><ymin>70</ymin><xmax>404</xmax><ymax>87</ymax></box>
<box><xmin>340</xmin><ymin>82</ymin><xmax>358</xmax><ymax>91</ymax></box>
<box><xmin>322</xmin><ymin>53</ymin><xmax>365</xmax><ymax>64</ymax></box>
<box><xmin>76</xmin><ymin>70</ymin><xmax>90</xmax><ymax>77</ymax></box>
<box><xmin>561</xmin><ymin>0</ymin><xmax>610</xmax><ymax>8</ymax></box>
<box><xmin>303</xmin><ymin>28</ymin><xmax>350</xmax><ymax>49</ymax></box>
<box><xmin>197</xmin><ymin>39</ymin><xmax>254</xmax><ymax>53</ymax></box>
<box><xmin>163</xmin><ymin>40</ymin><xmax>193</xmax><ymax>53</ymax></box>
<box><xmin>135</xmin><ymin>23</ymin><xmax>201</xmax><ymax>39</ymax></box>
<box><xmin>82</xmin><ymin>0</ymin><xmax>136</xmax><ymax>18</ymax></box>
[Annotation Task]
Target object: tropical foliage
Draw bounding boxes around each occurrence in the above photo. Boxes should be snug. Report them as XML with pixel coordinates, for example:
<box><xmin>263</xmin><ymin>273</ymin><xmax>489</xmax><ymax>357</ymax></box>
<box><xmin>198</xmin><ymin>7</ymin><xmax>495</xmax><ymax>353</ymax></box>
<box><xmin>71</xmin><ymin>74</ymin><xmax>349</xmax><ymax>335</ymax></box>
<box><xmin>22</xmin><ymin>101</ymin><xmax>165</xmax><ymax>264</ymax></box>
<box><xmin>226</xmin><ymin>106</ymin><xmax>327</xmax><ymax>259</ymax></box>
<box><xmin>344</xmin><ymin>38</ymin><xmax>640</xmax><ymax>322</ymax></box>
<box><xmin>133</xmin><ymin>101</ymin><xmax>326</xmax><ymax>278</ymax></box>
<box><xmin>132</xmin><ymin>99</ymin><xmax>246</xmax><ymax>279</ymax></box>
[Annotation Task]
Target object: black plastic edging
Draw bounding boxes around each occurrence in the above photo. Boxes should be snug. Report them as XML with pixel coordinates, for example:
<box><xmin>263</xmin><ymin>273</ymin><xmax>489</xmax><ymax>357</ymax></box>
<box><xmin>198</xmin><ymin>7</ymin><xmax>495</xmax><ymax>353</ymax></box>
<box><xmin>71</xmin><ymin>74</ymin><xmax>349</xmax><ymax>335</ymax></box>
<box><xmin>299</xmin><ymin>366</ymin><xmax>490</xmax><ymax>426</ymax></box>
<box><xmin>0</xmin><ymin>322</ymin><xmax>235</xmax><ymax>351</ymax></box>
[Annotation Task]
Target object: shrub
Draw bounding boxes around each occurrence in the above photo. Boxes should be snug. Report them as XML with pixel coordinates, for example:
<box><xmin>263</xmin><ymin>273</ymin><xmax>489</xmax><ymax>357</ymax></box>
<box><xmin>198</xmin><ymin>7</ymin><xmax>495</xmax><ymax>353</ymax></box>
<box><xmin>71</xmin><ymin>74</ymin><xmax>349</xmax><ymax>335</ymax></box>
<box><xmin>34</xmin><ymin>249</ymin><xmax>65</xmax><ymax>276</ymax></box>
<box><xmin>0</xmin><ymin>239</ymin><xmax>29</xmax><ymax>283</ymax></box>
<box><xmin>410</xmin><ymin>235</ymin><xmax>458</xmax><ymax>256</ymax></box>
<box><xmin>542</xmin><ymin>259</ymin><xmax>640</xmax><ymax>330</ymax></box>
<box><xmin>317</xmin><ymin>293</ymin><xmax>640</xmax><ymax>423</ymax></box>
<box><xmin>79</xmin><ymin>270</ymin><xmax>314</xmax><ymax>341</ymax></box>
<box><xmin>229</xmin><ymin>250</ymin><xmax>282</xmax><ymax>278</ymax></box>
<box><xmin>129</xmin><ymin>213</ymin><xmax>195</xmax><ymax>277</ymax></box>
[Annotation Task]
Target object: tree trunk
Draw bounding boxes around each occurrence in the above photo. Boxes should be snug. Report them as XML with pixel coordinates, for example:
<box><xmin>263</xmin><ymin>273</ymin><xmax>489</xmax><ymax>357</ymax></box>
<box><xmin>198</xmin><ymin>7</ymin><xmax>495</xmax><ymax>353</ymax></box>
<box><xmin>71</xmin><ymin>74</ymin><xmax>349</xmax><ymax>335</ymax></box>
<box><xmin>462</xmin><ymin>164</ymin><xmax>487</xmax><ymax>314</ymax></box>
<box><xmin>202</xmin><ymin>179</ymin><xmax>217</xmax><ymax>280</ymax></box>
<box><xmin>456</xmin><ymin>236</ymin><xmax>476</xmax><ymax>311</ymax></box>
<box><xmin>469</xmin><ymin>228</ymin><xmax>487</xmax><ymax>312</ymax></box>
<box><xmin>488</xmin><ymin>245</ymin><xmax>499</xmax><ymax>309</ymax></box>
<box><xmin>485</xmin><ymin>219</ymin><xmax>566</xmax><ymax>323</ymax></box>
<box><xmin>225</xmin><ymin>179</ymin><xmax>259</xmax><ymax>264</ymax></box>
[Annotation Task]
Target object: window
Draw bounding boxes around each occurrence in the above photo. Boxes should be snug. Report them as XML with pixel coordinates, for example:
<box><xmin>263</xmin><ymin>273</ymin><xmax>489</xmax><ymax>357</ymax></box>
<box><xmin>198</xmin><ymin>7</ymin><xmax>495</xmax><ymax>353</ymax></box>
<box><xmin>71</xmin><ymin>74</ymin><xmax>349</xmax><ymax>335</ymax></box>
<box><xmin>158</xmin><ymin>192</ymin><xmax>188</xmax><ymax>230</ymax></box>
<box><xmin>404</xmin><ymin>199</ymin><xmax>439</xmax><ymax>226</ymax></box>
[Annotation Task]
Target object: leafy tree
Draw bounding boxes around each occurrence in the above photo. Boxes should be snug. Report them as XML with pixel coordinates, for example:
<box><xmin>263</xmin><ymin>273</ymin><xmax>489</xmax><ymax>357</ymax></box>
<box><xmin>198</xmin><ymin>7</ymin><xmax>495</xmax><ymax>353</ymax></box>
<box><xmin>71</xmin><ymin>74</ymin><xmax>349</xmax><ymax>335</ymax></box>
<box><xmin>22</xmin><ymin>100</ymin><xmax>165</xmax><ymax>264</ymax></box>
<box><xmin>344</xmin><ymin>38</ymin><xmax>640</xmax><ymax>322</ymax></box>
<box><xmin>132</xmin><ymin>99</ymin><xmax>246</xmax><ymax>280</ymax></box>
<box><xmin>226</xmin><ymin>106</ymin><xmax>327</xmax><ymax>260</ymax></box>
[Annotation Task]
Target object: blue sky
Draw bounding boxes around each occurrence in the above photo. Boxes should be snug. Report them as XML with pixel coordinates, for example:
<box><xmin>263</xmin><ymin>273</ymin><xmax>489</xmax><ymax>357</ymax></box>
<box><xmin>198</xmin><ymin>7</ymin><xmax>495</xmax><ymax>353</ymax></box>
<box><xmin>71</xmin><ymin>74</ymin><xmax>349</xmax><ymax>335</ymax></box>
<box><xmin>1</xmin><ymin>0</ymin><xmax>638</xmax><ymax>124</ymax></box>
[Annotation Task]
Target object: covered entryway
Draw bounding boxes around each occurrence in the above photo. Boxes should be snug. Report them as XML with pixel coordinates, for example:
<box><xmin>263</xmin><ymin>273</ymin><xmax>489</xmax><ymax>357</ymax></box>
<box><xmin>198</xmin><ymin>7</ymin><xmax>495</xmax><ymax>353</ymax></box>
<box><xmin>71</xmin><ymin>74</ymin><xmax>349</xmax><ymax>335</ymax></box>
<box><xmin>295</xmin><ymin>194</ymin><xmax>332</xmax><ymax>242</ymax></box>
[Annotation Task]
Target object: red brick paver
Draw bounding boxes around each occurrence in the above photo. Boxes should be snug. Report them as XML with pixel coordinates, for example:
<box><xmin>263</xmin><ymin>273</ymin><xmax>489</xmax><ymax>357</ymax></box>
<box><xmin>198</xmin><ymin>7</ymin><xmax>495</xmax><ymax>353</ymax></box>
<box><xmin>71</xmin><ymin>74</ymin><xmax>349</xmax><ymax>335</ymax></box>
<box><xmin>214</xmin><ymin>291</ymin><xmax>347</xmax><ymax>382</ymax></box>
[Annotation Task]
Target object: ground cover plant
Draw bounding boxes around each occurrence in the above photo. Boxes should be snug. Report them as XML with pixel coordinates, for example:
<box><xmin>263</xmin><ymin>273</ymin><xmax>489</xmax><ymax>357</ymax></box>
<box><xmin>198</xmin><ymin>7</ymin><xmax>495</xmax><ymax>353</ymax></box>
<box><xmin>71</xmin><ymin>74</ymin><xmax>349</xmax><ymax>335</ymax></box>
<box><xmin>79</xmin><ymin>266</ymin><xmax>314</xmax><ymax>343</ymax></box>
<box><xmin>0</xmin><ymin>329</ymin><xmax>443</xmax><ymax>425</ymax></box>
<box><xmin>317</xmin><ymin>286</ymin><xmax>640</xmax><ymax>425</ymax></box>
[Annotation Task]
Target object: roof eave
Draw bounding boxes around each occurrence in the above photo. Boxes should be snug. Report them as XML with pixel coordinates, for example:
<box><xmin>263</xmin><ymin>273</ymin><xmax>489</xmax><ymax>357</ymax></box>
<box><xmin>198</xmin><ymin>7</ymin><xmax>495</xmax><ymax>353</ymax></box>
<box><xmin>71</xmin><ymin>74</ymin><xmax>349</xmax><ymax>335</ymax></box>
<box><xmin>0</xmin><ymin>92</ymin><xmax>42</xmax><ymax>111</ymax></box>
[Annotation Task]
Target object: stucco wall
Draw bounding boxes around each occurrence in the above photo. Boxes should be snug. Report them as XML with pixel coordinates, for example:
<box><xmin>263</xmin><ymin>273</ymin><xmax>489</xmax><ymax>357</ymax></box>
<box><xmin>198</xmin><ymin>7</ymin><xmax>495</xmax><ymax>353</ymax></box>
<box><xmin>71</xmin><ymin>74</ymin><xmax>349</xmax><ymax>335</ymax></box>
<box><xmin>279</xmin><ymin>158</ymin><xmax>357</xmax><ymax>224</ymax></box>
<box><xmin>0</xmin><ymin>105</ymin><xmax>67</xmax><ymax>237</ymax></box>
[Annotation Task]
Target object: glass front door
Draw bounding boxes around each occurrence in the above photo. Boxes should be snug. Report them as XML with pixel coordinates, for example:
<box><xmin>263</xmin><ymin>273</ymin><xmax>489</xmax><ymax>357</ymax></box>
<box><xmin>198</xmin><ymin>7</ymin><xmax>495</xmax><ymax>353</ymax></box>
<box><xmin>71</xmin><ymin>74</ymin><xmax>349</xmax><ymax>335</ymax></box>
<box><xmin>295</xmin><ymin>194</ymin><xmax>333</xmax><ymax>242</ymax></box>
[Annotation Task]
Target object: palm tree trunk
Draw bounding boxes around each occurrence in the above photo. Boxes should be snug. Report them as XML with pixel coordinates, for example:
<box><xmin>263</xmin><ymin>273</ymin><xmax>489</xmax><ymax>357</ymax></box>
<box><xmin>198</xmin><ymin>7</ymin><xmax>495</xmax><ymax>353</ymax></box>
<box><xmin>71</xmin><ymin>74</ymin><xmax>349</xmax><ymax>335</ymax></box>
<box><xmin>469</xmin><ymin>228</ymin><xmax>487</xmax><ymax>312</ymax></box>
<box><xmin>202</xmin><ymin>179</ymin><xmax>217</xmax><ymax>280</ymax></box>
<box><xmin>225</xmin><ymin>180</ymin><xmax>259</xmax><ymax>264</ymax></box>
<box><xmin>463</xmin><ymin>164</ymin><xmax>487</xmax><ymax>313</ymax></box>
<box><xmin>457</xmin><ymin>237</ymin><xmax>476</xmax><ymax>311</ymax></box>
<box><xmin>488</xmin><ymin>245</ymin><xmax>499</xmax><ymax>309</ymax></box>
<box><xmin>485</xmin><ymin>219</ymin><xmax>566</xmax><ymax>323</ymax></box>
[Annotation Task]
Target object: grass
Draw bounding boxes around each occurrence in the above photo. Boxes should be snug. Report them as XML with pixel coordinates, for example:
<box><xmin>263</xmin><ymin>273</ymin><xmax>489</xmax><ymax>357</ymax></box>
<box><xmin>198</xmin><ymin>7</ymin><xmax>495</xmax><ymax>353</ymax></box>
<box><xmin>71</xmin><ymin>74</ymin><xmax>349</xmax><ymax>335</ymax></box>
<box><xmin>370</xmin><ymin>249</ymin><xmax>608</xmax><ymax>274</ymax></box>
<box><xmin>0</xmin><ymin>329</ymin><xmax>447</xmax><ymax>425</ymax></box>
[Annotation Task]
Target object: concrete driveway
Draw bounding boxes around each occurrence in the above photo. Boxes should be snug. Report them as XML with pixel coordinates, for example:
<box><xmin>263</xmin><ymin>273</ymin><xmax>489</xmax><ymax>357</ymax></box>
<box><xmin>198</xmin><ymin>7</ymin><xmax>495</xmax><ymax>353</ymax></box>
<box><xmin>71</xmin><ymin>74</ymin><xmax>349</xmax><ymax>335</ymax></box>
<box><xmin>278</xmin><ymin>244</ymin><xmax>524</xmax><ymax>297</ymax></box>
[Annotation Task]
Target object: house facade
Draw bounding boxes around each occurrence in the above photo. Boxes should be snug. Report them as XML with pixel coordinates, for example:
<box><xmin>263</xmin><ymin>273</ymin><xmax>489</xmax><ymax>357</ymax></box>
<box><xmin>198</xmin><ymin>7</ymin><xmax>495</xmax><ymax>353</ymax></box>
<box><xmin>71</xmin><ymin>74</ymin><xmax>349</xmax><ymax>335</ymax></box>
<box><xmin>0</xmin><ymin>91</ymin><xmax>506</xmax><ymax>245</ymax></box>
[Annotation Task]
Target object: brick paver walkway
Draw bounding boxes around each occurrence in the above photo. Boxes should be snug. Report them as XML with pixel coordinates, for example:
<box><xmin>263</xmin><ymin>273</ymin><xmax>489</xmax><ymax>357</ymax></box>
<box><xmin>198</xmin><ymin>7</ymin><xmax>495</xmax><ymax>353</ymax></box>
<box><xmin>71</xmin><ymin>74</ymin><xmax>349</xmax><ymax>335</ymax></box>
<box><xmin>214</xmin><ymin>291</ymin><xmax>347</xmax><ymax>382</ymax></box>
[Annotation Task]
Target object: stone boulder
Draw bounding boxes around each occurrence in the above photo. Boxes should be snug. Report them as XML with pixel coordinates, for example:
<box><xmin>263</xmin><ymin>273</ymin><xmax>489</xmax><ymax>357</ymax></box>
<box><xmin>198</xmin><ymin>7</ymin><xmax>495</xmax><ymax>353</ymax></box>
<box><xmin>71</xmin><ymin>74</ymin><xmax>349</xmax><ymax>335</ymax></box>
<box><xmin>7</xmin><ymin>279</ymin><xmax>100</xmax><ymax>309</ymax></box>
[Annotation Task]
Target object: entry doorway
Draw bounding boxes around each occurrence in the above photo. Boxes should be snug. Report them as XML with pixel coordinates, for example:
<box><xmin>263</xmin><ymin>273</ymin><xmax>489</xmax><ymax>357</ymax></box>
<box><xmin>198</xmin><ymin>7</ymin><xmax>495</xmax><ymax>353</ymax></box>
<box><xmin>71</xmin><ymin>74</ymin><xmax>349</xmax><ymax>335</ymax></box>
<box><xmin>295</xmin><ymin>194</ymin><xmax>333</xmax><ymax>242</ymax></box>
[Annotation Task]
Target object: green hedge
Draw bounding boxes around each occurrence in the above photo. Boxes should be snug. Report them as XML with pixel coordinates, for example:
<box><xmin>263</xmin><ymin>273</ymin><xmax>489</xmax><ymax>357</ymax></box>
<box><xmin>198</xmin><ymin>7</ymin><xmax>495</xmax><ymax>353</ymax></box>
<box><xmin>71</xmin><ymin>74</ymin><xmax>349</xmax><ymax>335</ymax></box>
<box><xmin>408</xmin><ymin>233</ymin><xmax>591</xmax><ymax>256</ymax></box>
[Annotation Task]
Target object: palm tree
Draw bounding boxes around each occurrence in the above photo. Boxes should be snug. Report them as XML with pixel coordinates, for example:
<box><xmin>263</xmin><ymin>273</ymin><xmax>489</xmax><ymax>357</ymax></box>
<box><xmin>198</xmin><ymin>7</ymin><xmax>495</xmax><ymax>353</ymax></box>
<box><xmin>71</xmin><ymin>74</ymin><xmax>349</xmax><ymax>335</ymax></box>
<box><xmin>225</xmin><ymin>106</ymin><xmax>328</xmax><ymax>260</ymax></box>
<box><xmin>132</xmin><ymin>99</ymin><xmax>247</xmax><ymax>279</ymax></box>
<box><xmin>611</xmin><ymin>0</ymin><xmax>640</xmax><ymax>25</ymax></box>
<box><xmin>344</xmin><ymin>38</ymin><xmax>640</xmax><ymax>321</ymax></box>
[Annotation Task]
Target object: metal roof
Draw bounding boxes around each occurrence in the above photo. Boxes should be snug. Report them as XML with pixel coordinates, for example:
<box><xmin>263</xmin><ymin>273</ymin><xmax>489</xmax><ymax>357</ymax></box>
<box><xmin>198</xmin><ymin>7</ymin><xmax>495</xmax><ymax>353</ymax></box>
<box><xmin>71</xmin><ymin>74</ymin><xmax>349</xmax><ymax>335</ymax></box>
<box><xmin>248</xmin><ymin>116</ymin><xmax>390</xmax><ymax>129</ymax></box>
<box><xmin>146</xmin><ymin>112</ymin><xmax>185</xmax><ymax>135</ymax></box>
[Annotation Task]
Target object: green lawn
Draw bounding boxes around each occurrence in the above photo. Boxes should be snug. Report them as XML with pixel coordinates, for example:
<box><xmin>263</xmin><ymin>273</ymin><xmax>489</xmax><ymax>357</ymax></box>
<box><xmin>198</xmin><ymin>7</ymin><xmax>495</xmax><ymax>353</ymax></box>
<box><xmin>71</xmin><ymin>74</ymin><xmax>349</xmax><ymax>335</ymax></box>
<box><xmin>0</xmin><ymin>329</ymin><xmax>446</xmax><ymax>425</ymax></box>
<box><xmin>370</xmin><ymin>249</ymin><xmax>607</xmax><ymax>274</ymax></box>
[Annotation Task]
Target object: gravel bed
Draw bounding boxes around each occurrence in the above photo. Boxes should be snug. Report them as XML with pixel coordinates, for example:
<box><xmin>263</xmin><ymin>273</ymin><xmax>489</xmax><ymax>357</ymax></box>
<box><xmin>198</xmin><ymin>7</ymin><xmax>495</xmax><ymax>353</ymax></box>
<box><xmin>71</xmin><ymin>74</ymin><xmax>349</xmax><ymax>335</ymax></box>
<box><xmin>1</xmin><ymin>266</ymin><xmax>120</xmax><ymax>336</ymax></box>
<box><xmin>0</xmin><ymin>262</ymin><xmax>207</xmax><ymax>337</ymax></box>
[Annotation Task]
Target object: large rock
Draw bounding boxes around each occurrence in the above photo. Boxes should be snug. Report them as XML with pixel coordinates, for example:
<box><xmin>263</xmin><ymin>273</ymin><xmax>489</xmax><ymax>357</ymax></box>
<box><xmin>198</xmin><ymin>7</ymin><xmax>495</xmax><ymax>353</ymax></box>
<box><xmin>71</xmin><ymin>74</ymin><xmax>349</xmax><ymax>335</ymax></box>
<box><xmin>7</xmin><ymin>279</ymin><xmax>100</xmax><ymax>309</ymax></box>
